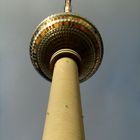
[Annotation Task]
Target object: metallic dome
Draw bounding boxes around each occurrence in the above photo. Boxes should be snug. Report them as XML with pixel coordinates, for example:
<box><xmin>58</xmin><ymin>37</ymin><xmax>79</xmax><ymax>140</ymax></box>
<box><xmin>30</xmin><ymin>13</ymin><xmax>103</xmax><ymax>82</ymax></box>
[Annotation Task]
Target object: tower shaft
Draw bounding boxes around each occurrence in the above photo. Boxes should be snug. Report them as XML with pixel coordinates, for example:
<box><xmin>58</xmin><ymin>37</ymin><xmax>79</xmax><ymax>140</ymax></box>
<box><xmin>42</xmin><ymin>57</ymin><xmax>85</xmax><ymax>140</ymax></box>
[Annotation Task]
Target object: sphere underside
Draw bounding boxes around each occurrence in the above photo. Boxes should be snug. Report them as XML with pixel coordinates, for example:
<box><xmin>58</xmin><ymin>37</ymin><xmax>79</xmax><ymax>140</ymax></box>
<box><xmin>30</xmin><ymin>13</ymin><xmax>103</xmax><ymax>82</ymax></box>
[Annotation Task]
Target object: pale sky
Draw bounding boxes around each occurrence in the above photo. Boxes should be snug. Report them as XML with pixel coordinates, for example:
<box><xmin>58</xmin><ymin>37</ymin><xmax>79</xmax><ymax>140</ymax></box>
<box><xmin>0</xmin><ymin>0</ymin><xmax>140</xmax><ymax>140</ymax></box>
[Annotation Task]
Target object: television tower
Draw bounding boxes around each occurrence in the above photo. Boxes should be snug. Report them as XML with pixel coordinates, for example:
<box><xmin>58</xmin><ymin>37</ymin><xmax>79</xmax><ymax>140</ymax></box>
<box><xmin>29</xmin><ymin>0</ymin><xmax>103</xmax><ymax>140</ymax></box>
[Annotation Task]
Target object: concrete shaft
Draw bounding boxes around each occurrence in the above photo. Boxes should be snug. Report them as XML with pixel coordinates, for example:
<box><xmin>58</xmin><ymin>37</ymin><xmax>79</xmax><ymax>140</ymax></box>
<box><xmin>42</xmin><ymin>57</ymin><xmax>85</xmax><ymax>140</ymax></box>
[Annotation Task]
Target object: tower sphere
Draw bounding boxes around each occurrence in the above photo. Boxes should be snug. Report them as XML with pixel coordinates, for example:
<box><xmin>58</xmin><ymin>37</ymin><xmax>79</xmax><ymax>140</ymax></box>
<box><xmin>30</xmin><ymin>13</ymin><xmax>103</xmax><ymax>82</ymax></box>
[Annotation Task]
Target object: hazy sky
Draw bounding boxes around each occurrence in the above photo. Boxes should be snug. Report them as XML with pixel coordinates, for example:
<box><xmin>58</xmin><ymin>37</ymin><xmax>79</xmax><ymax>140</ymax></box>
<box><xmin>0</xmin><ymin>0</ymin><xmax>140</xmax><ymax>140</ymax></box>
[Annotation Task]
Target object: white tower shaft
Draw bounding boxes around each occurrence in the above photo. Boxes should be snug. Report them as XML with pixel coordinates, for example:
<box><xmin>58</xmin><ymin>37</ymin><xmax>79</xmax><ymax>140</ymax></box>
<box><xmin>42</xmin><ymin>57</ymin><xmax>85</xmax><ymax>140</ymax></box>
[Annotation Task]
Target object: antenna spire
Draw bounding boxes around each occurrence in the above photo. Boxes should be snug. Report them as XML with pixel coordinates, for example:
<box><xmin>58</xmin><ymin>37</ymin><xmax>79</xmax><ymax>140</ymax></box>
<box><xmin>64</xmin><ymin>0</ymin><xmax>72</xmax><ymax>12</ymax></box>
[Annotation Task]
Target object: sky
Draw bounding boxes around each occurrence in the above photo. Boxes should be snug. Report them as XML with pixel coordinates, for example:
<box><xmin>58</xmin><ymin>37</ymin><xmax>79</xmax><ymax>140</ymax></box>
<box><xmin>0</xmin><ymin>0</ymin><xmax>140</xmax><ymax>140</ymax></box>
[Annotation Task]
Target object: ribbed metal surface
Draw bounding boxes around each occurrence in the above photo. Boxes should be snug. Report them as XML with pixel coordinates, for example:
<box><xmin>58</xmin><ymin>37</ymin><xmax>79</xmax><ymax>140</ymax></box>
<box><xmin>30</xmin><ymin>13</ymin><xmax>103</xmax><ymax>82</ymax></box>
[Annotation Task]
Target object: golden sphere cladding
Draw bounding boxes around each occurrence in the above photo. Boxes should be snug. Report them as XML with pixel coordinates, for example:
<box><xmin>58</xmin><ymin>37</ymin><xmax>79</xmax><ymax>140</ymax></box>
<box><xmin>30</xmin><ymin>13</ymin><xmax>103</xmax><ymax>82</ymax></box>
